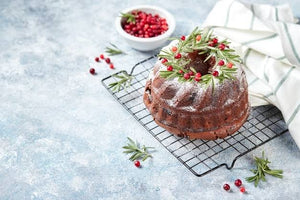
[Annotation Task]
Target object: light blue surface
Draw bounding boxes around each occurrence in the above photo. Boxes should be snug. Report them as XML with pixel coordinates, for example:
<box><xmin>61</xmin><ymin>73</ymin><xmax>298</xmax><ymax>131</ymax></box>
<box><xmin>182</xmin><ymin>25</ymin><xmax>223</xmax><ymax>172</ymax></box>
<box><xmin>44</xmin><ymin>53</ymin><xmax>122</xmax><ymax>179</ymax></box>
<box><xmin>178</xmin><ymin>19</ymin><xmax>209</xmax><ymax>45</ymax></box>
<box><xmin>1</xmin><ymin>0</ymin><xmax>300</xmax><ymax>199</ymax></box>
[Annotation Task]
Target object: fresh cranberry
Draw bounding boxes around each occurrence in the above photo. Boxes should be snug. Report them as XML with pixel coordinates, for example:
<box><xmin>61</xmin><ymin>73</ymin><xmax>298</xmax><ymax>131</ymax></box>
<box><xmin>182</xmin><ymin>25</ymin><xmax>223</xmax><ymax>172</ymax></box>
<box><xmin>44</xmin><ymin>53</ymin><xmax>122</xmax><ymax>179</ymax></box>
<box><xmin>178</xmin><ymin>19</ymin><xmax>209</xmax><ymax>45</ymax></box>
<box><xmin>167</xmin><ymin>66</ymin><xmax>173</xmax><ymax>71</ymax></box>
<box><xmin>240</xmin><ymin>187</ymin><xmax>246</xmax><ymax>193</ymax></box>
<box><xmin>184</xmin><ymin>73</ymin><xmax>190</xmax><ymax>80</ymax></box>
<box><xmin>100</xmin><ymin>54</ymin><xmax>104</xmax><ymax>59</ymax></box>
<box><xmin>227</xmin><ymin>62</ymin><xmax>233</xmax><ymax>68</ymax></box>
<box><xmin>95</xmin><ymin>57</ymin><xmax>100</xmax><ymax>62</ymax></box>
<box><xmin>223</xmin><ymin>184</ymin><xmax>230</xmax><ymax>191</ymax></box>
<box><xmin>89</xmin><ymin>68</ymin><xmax>95</xmax><ymax>75</ymax></box>
<box><xmin>171</xmin><ymin>46</ymin><xmax>178</xmax><ymax>52</ymax></box>
<box><xmin>161</xmin><ymin>58</ymin><xmax>168</xmax><ymax>64</ymax></box>
<box><xmin>195</xmin><ymin>72</ymin><xmax>202</xmax><ymax>78</ymax></box>
<box><xmin>134</xmin><ymin>160</ymin><xmax>140</xmax><ymax>167</ymax></box>
<box><xmin>188</xmin><ymin>71</ymin><xmax>194</xmax><ymax>76</ymax></box>
<box><xmin>208</xmin><ymin>42</ymin><xmax>214</xmax><ymax>47</ymax></box>
<box><xmin>105</xmin><ymin>58</ymin><xmax>111</xmax><ymax>64</ymax></box>
<box><xmin>235</xmin><ymin>179</ymin><xmax>242</xmax><ymax>187</ymax></box>
<box><xmin>196</xmin><ymin>35</ymin><xmax>201</xmax><ymax>41</ymax></box>
<box><xmin>181</xmin><ymin>35</ymin><xmax>186</xmax><ymax>41</ymax></box>
<box><xmin>218</xmin><ymin>60</ymin><xmax>225</xmax><ymax>66</ymax></box>
<box><xmin>122</xmin><ymin>11</ymin><xmax>168</xmax><ymax>38</ymax></box>
<box><xmin>178</xmin><ymin>69</ymin><xmax>184</xmax><ymax>74</ymax></box>
<box><xmin>109</xmin><ymin>63</ymin><xmax>114</xmax><ymax>69</ymax></box>
<box><xmin>174</xmin><ymin>53</ymin><xmax>182</xmax><ymax>59</ymax></box>
<box><xmin>212</xmin><ymin>71</ymin><xmax>219</xmax><ymax>77</ymax></box>
<box><xmin>218</xmin><ymin>43</ymin><xmax>226</xmax><ymax>50</ymax></box>
<box><xmin>212</xmin><ymin>38</ymin><xmax>218</xmax><ymax>44</ymax></box>
<box><xmin>194</xmin><ymin>77</ymin><xmax>201</xmax><ymax>82</ymax></box>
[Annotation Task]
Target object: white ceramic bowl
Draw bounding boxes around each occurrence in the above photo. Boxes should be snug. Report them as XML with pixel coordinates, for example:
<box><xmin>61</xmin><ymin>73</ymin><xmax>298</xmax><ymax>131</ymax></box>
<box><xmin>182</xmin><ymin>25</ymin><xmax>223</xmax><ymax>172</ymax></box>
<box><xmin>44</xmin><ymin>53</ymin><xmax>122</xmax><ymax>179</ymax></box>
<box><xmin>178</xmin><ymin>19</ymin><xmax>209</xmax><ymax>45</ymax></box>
<box><xmin>115</xmin><ymin>5</ymin><xmax>176</xmax><ymax>51</ymax></box>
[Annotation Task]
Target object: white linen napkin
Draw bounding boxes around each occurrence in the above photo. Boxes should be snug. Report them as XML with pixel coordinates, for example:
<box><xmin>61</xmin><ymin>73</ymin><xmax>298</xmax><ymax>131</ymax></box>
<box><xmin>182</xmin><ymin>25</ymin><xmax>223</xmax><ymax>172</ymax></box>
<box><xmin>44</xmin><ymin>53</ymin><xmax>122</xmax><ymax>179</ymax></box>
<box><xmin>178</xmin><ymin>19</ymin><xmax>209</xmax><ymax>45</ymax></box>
<box><xmin>203</xmin><ymin>0</ymin><xmax>300</xmax><ymax>149</ymax></box>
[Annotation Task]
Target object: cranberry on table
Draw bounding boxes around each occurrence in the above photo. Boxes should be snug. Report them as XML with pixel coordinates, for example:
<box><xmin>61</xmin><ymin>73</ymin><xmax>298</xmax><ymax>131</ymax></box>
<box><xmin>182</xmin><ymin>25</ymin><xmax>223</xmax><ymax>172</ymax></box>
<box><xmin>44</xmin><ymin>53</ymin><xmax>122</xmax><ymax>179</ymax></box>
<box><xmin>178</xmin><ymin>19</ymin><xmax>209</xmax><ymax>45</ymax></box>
<box><xmin>95</xmin><ymin>57</ymin><xmax>100</xmax><ymax>62</ymax></box>
<box><xmin>89</xmin><ymin>68</ymin><xmax>95</xmax><ymax>75</ymax></box>
<box><xmin>234</xmin><ymin>179</ymin><xmax>242</xmax><ymax>187</ymax></box>
<box><xmin>109</xmin><ymin>63</ymin><xmax>115</xmax><ymax>69</ymax></box>
<box><xmin>105</xmin><ymin>58</ymin><xmax>111</xmax><ymax>64</ymax></box>
<box><xmin>240</xmin><ymin>186</ymin><xmax>246</xmax><ymax>193</ymax></box>
<box><xmin>223</xmin><ymin>183</ymin><xmax>230</xmax><ymax>191</ymax></box>
<box><xmin>100</xmin><ymin>54</ymin><xmax>105</xmax><ymax>59</ymax></box>
<box><xmin>134</xmin><ymin>160</ymin><xmax>141</xmax><ymax>167</ymax></box>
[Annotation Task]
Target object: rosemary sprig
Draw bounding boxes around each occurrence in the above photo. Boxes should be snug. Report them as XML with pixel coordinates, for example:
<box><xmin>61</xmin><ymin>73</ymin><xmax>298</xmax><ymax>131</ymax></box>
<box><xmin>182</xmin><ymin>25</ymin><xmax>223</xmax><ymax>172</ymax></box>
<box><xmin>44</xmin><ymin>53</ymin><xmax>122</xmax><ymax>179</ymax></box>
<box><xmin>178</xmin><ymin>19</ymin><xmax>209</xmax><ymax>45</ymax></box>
<box><xmin>109</xmin><ymin>73</ymin><xmax>133</xmax><ymax>92</ymax></box>
<box><xmin>120</xmin><ymin>12</ymin><xmax>136</xmax><ymax>23</ymax></box>
<box><xmin>246</xmin><ymin>151</ymin><xmax>283</xmax><ymax>187</ymax></box>
<box><xmin>105</xmin><ymin>43</ymin><xmax>125</xmax><ymax>56</ymax></box>
<box><xmin>158</xmin><ymin>27</ymin><xmax>241</xmax><ymax>88</ymax></box>
<box><xmin>122</xmin><ymin>137</ymin><xmax>154</xmax><ymax>161</ymax></box>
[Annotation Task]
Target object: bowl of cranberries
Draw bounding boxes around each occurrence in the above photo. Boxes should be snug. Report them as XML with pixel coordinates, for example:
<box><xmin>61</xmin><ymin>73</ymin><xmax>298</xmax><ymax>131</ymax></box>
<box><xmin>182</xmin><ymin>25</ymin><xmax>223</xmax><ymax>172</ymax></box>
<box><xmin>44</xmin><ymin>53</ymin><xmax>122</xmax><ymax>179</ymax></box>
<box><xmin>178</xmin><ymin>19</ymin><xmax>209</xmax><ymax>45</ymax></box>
<box><xmin>116</xmin><ymin>5</ymin><xmax>176</xmax><ymax>51</ymax></box>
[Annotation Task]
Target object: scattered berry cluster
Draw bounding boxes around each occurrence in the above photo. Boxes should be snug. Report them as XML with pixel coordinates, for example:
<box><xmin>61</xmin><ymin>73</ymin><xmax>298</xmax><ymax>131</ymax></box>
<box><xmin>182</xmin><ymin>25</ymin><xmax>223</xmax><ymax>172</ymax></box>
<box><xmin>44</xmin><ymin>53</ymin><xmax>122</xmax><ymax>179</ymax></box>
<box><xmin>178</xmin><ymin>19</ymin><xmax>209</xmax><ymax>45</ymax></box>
<box><xmin>223</xmin><ymin>179</ymin><xmax>246</xmax><ymax>193</ymax></box>
<box><xmin>122</xmin><ymin>11</ymin><xmax>168</xmax><ymax>38</ymax></box>
<box><xmin>90</xmin><ymin>54</ymin><xmax>115</xmax><ymax>75</ymax></box>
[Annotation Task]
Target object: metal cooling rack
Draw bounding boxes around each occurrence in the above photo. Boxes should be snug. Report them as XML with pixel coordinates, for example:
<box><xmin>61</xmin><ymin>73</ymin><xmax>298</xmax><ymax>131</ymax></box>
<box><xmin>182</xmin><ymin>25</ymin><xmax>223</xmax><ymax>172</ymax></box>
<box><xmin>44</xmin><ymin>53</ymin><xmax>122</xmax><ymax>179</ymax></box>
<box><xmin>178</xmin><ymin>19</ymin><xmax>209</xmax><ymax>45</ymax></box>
<box><xmin>101</xmin><ymin>56</ymin><xmax>288</xmax><ymax>177</ymax></box>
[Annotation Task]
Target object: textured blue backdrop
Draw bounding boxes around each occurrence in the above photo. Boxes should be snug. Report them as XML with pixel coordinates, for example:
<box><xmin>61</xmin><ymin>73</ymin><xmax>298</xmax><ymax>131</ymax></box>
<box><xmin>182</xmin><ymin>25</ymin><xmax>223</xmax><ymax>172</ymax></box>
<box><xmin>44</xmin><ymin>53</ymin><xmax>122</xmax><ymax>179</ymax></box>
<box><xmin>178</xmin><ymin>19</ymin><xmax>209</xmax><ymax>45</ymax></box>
<box><xmin>0</xmin><ymin>0</ymin><xmax>300</xmax><ymax>199</ymax></box>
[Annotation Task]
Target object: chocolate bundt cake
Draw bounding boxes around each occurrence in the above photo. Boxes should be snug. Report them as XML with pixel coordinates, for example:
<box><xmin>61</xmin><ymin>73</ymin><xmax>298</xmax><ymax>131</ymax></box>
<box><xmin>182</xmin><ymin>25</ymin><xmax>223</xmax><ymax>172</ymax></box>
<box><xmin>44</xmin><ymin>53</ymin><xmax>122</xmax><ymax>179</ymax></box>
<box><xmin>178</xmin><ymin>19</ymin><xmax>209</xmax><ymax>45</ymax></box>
<box><xmin>143</xmin><ymin>27</ymin><xmax>250</xmax><ymax>140</ymax></box>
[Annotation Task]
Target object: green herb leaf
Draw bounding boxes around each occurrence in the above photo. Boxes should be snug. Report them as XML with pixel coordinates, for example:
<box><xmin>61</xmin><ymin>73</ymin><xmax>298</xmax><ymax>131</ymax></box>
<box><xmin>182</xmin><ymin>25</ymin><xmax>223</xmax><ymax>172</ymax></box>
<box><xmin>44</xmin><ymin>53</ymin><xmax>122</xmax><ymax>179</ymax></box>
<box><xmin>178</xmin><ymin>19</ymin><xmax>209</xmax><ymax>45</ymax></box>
<box><xmin>246</xmin><ymin>151</ymin><xmax>283</xmax><ymax>187</ymax></box>
<box><xmin>158</xmin><ymin>26</ymin><xmax>241</xmax><ymax>88</ymax></box>
<box><xmin>122</xmin><ymin>137</ymin><xmax>155</xmax><ymax>161</ymax></box>
<box><xmin>105</xmin><ymin>43</ymin><xmax>125</xmax><ymax>56</ymax></box>
<box><xmin>120</xmin><ymin>12</ymin><xmax>136</xmax><ymax>23</ymax></box>
<box><xmin>109</xmin><ymin>73</ymin><xmax>133</xmax><ymax>92</ymax></box>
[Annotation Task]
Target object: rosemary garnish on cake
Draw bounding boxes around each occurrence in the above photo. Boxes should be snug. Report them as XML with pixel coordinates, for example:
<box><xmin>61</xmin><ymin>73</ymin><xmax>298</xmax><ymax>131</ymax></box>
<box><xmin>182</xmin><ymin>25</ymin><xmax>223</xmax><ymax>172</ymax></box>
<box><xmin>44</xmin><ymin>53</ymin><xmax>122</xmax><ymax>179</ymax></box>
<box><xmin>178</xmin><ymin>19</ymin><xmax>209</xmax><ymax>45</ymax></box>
<box><xmin>158</xmin><ymin>27</ymin><xmax>242</xmax><ymax>88</ymax></box>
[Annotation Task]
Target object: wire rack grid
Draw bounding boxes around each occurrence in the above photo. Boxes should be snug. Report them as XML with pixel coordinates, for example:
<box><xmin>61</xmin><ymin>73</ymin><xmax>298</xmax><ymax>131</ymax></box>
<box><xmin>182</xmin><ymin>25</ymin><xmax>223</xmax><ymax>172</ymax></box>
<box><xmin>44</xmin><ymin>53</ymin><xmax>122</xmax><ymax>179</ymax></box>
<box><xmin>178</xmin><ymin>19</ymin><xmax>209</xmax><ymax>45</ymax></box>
<box><xmin>101</xmin><ymin>56</ymin><xmax>288</xmax><ymax>177</ymax></box>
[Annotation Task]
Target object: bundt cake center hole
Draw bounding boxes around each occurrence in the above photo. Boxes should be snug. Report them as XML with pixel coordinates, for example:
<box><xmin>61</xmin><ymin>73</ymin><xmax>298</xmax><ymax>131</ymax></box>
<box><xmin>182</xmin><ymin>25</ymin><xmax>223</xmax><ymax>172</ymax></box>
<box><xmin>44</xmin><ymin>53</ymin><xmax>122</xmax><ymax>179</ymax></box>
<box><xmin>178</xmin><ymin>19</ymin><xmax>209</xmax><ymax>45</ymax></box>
<box><xmin>185</xmin><ymin>51</ymin><xmax>215</xmax><ymax>75</ymax></box>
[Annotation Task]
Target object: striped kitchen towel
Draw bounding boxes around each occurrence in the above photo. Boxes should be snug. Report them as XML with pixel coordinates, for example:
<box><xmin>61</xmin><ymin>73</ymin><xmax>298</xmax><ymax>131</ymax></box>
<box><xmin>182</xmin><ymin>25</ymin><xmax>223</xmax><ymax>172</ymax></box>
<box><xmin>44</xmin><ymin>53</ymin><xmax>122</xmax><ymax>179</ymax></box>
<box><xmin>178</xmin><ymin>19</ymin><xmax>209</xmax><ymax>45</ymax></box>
<box><xmin>203</xmin><ymin>0</ymin><xmax>300</xmax><ymax>149</ymax></box>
